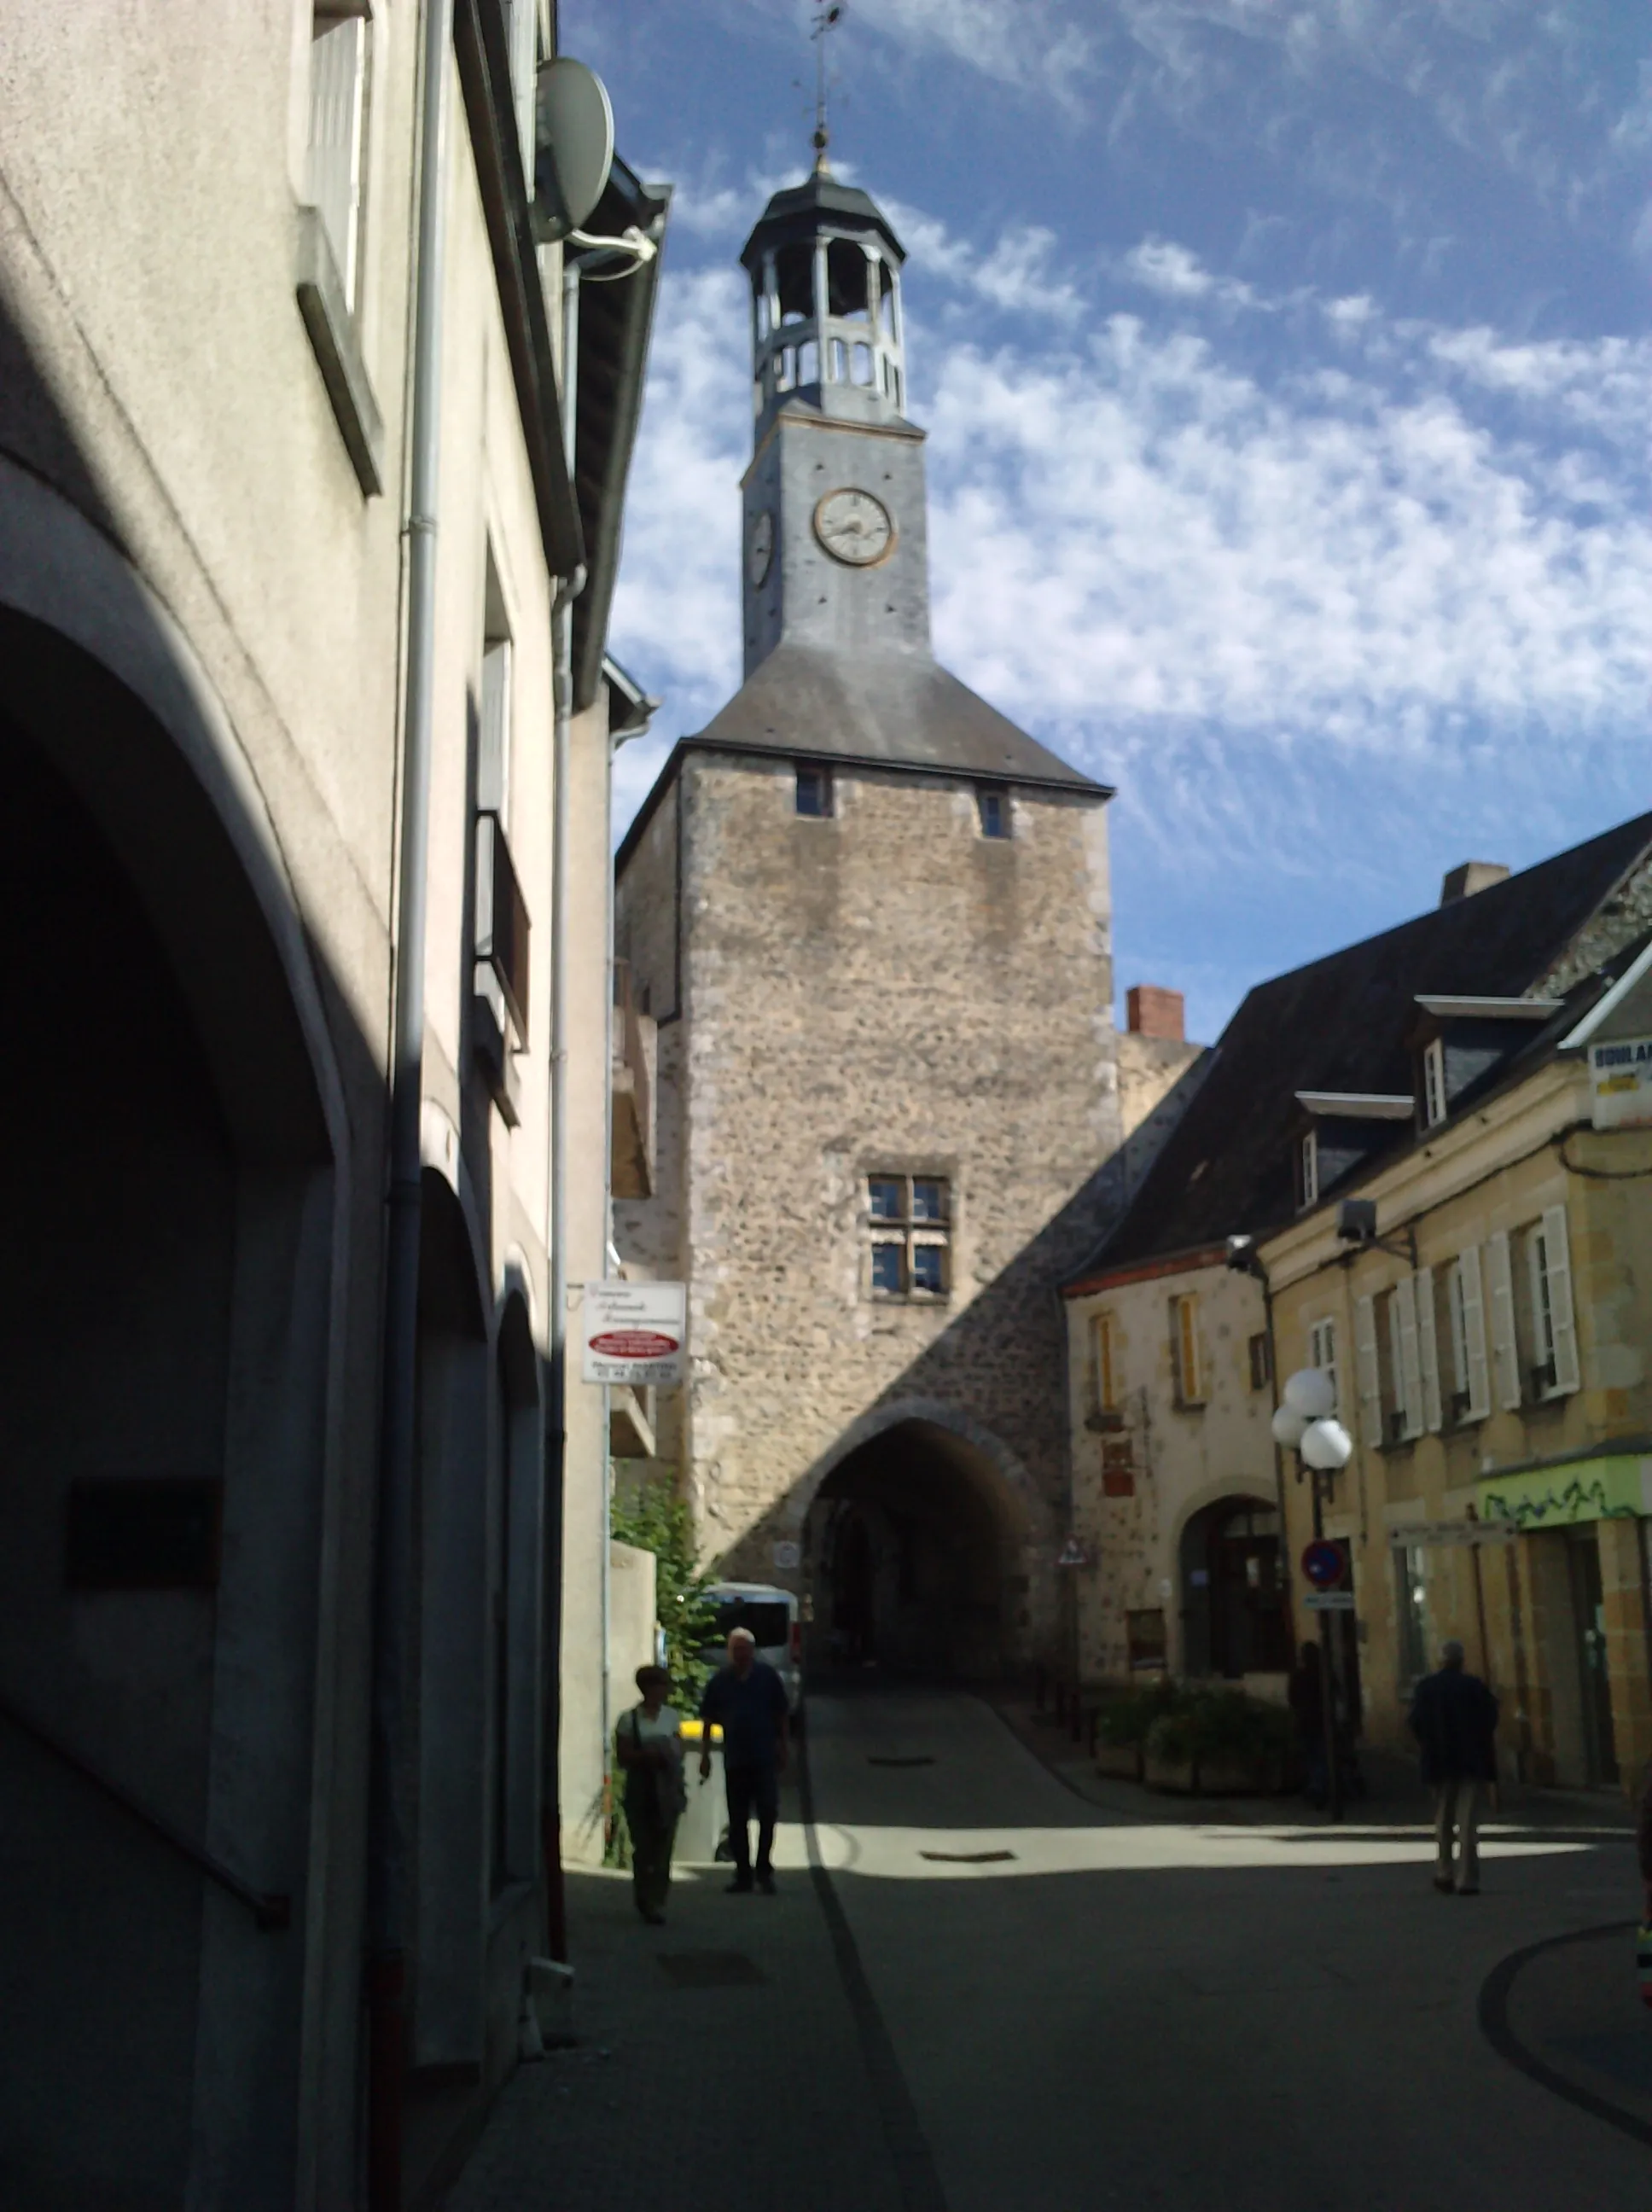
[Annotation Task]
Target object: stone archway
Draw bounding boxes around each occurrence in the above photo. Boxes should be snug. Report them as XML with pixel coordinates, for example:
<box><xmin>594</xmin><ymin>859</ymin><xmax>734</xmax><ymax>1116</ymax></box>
<box><xmin>800</xmin><ymin>1410</ymin><xmax>1044</xmax><ymax>1681</ymax></box>
<box><xmin>0</xmin><ymin>601</ymin><xmax>345</xmax><ymax>2207</ymax></box>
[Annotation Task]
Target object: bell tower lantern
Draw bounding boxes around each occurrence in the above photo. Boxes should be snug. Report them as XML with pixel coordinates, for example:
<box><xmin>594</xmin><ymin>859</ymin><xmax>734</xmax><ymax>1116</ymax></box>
<box><xmin>736</xmin><ymin>166</ymin><xmax>929</xmax><ymax>679</ymax></box>
<box><xmin>739</xmin><ymin>170</ymin><xmax>907</xmax><ymax>436</ymax></box>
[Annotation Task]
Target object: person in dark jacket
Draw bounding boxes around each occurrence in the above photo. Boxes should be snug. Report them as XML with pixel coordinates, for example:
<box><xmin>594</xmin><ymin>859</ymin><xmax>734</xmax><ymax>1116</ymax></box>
<box><xmin>1408</xmin><ymin>1639</ymin><xmax>1498</xmax><ymax>1895</ymax></box>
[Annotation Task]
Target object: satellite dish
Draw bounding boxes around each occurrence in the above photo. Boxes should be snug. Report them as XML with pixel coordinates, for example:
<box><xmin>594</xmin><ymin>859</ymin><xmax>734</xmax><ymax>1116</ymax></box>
<box><xmin>532</xmin><ymin>57</ymin><xmax>614</xmax><ymax>244</ymax></box>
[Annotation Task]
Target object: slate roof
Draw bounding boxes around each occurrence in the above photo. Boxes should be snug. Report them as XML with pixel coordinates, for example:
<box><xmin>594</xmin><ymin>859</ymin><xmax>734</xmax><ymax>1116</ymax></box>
<box><xmin>740</xmin><ymin>173</ymin><xmax>905</xmax><ymax>272</ymax></box>
<box><xmin>688</xmin><ymin>640</ymin><xmax>1106</xmax><ymax>794</ymax></box>
<box><xmin>1084</xmin><ymin>808</ymin><xmax>1652</xmax><ymax>1278</ymax></box>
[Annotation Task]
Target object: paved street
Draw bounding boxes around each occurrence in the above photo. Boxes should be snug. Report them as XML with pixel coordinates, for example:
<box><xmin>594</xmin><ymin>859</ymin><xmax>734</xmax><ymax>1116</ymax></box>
<box><xmin>447</xmin><ymin>1689</ymin><xmax>1649</xmax><ymax>2211</ymax></box>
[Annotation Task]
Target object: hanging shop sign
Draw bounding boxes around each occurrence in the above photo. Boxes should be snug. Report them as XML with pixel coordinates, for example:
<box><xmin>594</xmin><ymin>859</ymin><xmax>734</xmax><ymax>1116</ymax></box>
<box><xmin>582</xmin><ymin>1280</ymin><xmax>687</xmax><ymax>1388</ymax></box>
<box><xmin>1589</xmin><ymin>1034</ymin><xmax>1652</xmax><ymax>1131</ymax></box>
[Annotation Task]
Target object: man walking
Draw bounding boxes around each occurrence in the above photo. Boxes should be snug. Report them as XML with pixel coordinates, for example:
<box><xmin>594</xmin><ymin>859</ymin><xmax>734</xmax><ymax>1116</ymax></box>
<box><xmin>1408</xmin><ymin>1638</ymin><xmax>1498</xmax><ymax>1895</ymax></box>
<box><xmin>700</xmin><ymin>1627</ymin><xmax>789</xmax><ymax>1895</ymax></box>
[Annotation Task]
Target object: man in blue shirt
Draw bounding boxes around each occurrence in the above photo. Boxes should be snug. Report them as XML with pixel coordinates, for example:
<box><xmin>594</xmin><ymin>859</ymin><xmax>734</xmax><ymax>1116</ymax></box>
<box><xmin>699</xmin><ymin>1627</ymin><xmax>789</xmax><ymax>1894</ymax></box>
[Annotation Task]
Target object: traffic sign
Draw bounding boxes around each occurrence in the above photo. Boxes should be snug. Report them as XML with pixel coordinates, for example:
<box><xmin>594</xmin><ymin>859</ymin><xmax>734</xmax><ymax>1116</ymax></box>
<box><xmin>1300</xmin><ymin>1539</ymin><xmax>1346</xmax><ymax>1591</ymax></box>
<box><xmin>1304</xmin><ymin>1591</ymin><xmax>1355</xmax><ymax>1611</ymax></box>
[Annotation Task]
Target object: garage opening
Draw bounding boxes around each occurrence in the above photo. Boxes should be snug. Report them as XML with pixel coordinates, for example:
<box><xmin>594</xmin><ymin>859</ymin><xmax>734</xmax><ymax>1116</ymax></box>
<box><xmin>804</xmin><ymin>1418</ymin><xmax>1023</xmax><ymax>1681</ymax></box>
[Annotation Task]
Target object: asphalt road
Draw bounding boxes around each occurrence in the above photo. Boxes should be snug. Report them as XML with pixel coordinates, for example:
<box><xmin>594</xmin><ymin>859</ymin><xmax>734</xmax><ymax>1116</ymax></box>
<box><xmin>793</xmin><ymin>1686</ymin><xmax>1649</xmax><ymax>2212</ymax></box>
<box><xmin>446</xmin><ymin>1685</ymin><xmax>1649</xmax><ymax>2212</ymax></box>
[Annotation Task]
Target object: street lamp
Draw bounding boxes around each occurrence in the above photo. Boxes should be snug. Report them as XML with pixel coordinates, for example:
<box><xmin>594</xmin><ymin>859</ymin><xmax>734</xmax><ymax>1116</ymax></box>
<box><xmin>1276</xmin><ymin>1371</ymin><xmax>1354</xmax><ymax>1819</ymax></box>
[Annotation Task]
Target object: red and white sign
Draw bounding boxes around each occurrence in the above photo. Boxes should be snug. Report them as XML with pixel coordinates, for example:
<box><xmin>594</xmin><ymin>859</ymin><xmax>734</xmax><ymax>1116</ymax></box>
<box><xmin>582</xmin><ymin>1282</ymin><xmax>687</xmax><ymax>1388</ymax></box>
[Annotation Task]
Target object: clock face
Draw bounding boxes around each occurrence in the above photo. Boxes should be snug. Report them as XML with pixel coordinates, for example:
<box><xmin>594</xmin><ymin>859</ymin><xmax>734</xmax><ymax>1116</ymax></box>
<box><xmin>813</xmin><ymin>487</ymin><xmax>894</xmax><ymax>567</ymax></box>
<box><xmin>747</xmin><ymin>509</ymin><xmax>774</xmax><ymax>587</ymax></box>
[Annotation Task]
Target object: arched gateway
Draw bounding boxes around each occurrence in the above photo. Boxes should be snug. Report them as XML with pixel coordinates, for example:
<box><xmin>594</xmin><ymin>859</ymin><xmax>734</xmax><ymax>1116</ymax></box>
<box><xmin>0</xmin><ymin>473</ymin><xmax>351</xmax><ymax>2208</ymax></box>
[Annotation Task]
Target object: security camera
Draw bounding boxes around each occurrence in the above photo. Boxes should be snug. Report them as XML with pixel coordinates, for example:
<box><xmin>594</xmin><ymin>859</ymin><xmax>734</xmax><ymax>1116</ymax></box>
<box><xmin>1337</xmin><ymin>1198</ymin><xmax>1377</xmax><ymax>1243</ymax></box>
<box><xmin>1224</xmin><ymin>1234</ymin><xmax>1255</xmax><ymax>1273</ymax></box>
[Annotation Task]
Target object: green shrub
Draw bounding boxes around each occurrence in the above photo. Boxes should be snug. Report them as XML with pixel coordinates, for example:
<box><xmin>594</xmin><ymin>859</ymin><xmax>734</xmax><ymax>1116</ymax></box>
<box><xmin>1096</xmin><ymin>1678</ymin><xmax>1187</xmax><ymax>1748</ymax></box>
<box><xmin>1144</xmin><ymin>1689</ymin><xmax>1292</xmax><ymax>1771</ymax></box>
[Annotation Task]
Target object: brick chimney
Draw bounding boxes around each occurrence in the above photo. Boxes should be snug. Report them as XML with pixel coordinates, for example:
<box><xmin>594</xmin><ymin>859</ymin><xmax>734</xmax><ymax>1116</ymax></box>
<box><xmin>1440</xmin><ymin>860</ymin><xmax>1509</xmax><ymax>905</ymax></box>
<box><xmin>1126</xmin><ymin>985</ymin><xmax>1184</xmax><ymax>1043</ymax></box>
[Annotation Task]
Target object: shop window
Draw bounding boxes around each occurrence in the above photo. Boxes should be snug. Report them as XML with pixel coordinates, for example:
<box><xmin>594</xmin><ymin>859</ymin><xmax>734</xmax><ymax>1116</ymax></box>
<box><xmin>1394</xmin><ymin>1542</ymin><xmax>1431</xmax><ymax>1685</ymax></box>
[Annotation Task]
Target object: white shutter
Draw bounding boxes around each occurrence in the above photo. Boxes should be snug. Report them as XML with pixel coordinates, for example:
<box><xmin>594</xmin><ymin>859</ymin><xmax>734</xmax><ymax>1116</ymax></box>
<box><xmin>1415</xmin><ymin>1268</ymin><xmax>1442</xmax><ymax>1434</ymax></box>
<box><xmin>1458</xmin><ymin>1245</ymin><xmax>1490</xmax><ymax>1421</ymax></box>
<box><xmin>1355</xmin><ymin>1295</ymin><xmax>1381</xmax><ymax>1451</ymax></box>
<box><xmin>1395</xmin><ymin>1276</ymin><xmax>1422</xmax><ymax>1440</ymax></box>
<box><xmin>1543</xmin><ymin>1202</ymin><xmax>1580</xmax><ymax>1394</ymax></box>
<box><xmin>308</xmin><ymin>18</ymin><xmax>366</xmax><ymax>306</ymax></box>
<box><xmin>1486</xmin><ymin>1231</ymin><xmax>1521</xmax><ymax>1410</ymax></box>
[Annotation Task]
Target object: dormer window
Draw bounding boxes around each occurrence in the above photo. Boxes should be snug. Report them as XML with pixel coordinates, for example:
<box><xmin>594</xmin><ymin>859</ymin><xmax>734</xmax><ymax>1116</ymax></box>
<box><xmin>1421</xmin><ymin>1037</ymin><xmax>1447</xmax><ymax>1128</ymax></box>
<box><xmin>1299</xmin><ymin>1130</ymin><xmax>1318</xmax><ymax>1208</ymax></box>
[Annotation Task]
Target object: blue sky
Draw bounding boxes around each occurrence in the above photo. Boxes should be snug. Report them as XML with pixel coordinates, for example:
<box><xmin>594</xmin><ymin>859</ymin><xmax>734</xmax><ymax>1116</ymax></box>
<box><xmin>572</xmin><ymin>1</ymin><xmax>1652</xmax><ymax>1043</ymax></box>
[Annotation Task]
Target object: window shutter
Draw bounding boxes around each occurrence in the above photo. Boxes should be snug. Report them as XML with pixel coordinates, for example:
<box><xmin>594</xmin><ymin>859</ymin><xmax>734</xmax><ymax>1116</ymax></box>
<box><xmin>1542</xmin><ymin>1202</ymin><xmax>1580</xmax><ymax>1394</ymax></box>
<box><xmin>1355</xmin><ymin>1294</ymin><xmax>1381</xmax><ymax>1451</ymax></box>
<box><xmin>1486</xmin><ymin>1231</ymin><xmax>1521</xmax><ymax>1410</ymax></box>
<box><xmin>1458</xmin><ymin>1246</ymin><xmax>1490</xmax><ymax>1421</ymax></box>
<box><xmin>1395</xmin><ymin>1276</ymin><xmax>1422</xmax><ymax>1440</ymax></box>
<box><xmin>1415</xmin><ymin>1268</ymin><xmax>1442</xmax><ymax>1433</ymax></box>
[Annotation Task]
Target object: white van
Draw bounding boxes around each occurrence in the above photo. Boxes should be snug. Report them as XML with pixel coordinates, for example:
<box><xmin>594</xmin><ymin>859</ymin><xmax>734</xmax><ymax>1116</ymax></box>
<box><xmin>702</xmin><ymin>1581</ymin><xmax>803</xmax><ymax>1721</ymax></box>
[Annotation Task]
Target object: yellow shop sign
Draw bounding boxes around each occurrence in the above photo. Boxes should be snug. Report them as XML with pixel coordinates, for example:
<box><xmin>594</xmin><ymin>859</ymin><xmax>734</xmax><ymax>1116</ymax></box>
<box><xmin>1479</xmin><ymin>1454</ymin><xmax>1652</xmax><ymax>1531</ymax></box>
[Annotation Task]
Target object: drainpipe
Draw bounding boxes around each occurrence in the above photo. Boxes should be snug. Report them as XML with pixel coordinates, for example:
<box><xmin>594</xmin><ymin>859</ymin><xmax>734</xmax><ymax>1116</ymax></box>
<box><xmin>367</xmin><ymin>0</ymin><xmax>453</xmax><ymax>2200</ymax></box>
<box><xmin>544</xmin><ymin>258</ymin><xmax>585</xmax><ymax>1953</ymax></box>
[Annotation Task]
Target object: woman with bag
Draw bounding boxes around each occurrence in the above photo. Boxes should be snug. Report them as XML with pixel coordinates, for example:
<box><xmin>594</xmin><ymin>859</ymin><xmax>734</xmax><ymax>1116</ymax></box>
<box><xmin>615</xmin><ymin>1663</ymin><xmax>686</xmax><ymax>1925</ymax></box>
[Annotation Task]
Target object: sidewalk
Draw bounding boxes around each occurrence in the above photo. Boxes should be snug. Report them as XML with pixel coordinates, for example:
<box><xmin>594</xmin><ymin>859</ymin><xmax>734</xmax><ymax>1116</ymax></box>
<box><xmin>988</xmin><ymin>1689</ymin><xmax>1636</xmax><ymax>1836</ymax></box>
<box><xmin>440</xmin><ymin>1790</ymin><xmax>904</xmax><ymax>2212</ymax></box>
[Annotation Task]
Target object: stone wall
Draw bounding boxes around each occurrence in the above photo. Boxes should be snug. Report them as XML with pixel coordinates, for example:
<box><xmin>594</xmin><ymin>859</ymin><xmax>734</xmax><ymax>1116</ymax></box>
<box><xmin>617</xmin><ymin>748</ymin><xmax>1125</xmax><ymax>1662</ymax></box>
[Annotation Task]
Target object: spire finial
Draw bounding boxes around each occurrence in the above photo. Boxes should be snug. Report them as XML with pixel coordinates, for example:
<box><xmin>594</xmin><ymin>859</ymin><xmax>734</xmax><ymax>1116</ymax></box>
<box><xmin>811</xmin><ymin>3</ymin><xmax>843</xmax><ymax>175</ymax></box>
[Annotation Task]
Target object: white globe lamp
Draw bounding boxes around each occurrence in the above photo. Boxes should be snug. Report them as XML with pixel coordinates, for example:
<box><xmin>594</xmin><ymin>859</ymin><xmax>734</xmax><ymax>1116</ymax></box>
<box><xmin>1283</xmin><ymin>1367</ymin><xmax>1336</xmax><ymax>1421</ymax></box>
<box><xmin>1300</xmin><ymin>1417</ymin><xmax>1353</xmax><ymax>1472</ymax></box>
<box><xmin>1271</xmin><ymin>1403</ymin><xmax>1308</xmax><ymax>1449</ymax></box>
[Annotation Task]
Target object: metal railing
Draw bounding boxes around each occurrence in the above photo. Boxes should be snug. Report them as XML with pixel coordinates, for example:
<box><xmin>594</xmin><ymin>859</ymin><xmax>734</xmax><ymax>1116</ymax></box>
<box><xmin>0</xmin><ymin>1689</ymin><xmax>290</xmax><ymax>1931</ymax></box>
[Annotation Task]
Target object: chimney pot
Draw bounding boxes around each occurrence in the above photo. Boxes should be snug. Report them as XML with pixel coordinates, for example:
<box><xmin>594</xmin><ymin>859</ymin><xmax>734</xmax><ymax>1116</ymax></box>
<box><xmin>1126</xmin><ymin>985</ymin><xmax>1184</xmax><ymax>1043</ymax></box>
<box><xmin>1440</xmin><ymin>860</ymin><xmax>1509</xmax><ymax>905</ymax></box>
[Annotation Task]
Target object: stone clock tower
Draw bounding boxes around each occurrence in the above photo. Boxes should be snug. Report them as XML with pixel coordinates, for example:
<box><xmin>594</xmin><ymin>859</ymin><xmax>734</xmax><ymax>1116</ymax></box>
<box><xmin>612</xmin><ymin>160</ymin><xmax>1189</xmax><ymax>1681</ymax></box>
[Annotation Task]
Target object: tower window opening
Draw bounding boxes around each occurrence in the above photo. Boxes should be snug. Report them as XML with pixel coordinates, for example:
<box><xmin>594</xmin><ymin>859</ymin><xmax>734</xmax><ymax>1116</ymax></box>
<box><xmin>774</xmin><ymin>243</ymin><xmax>814</xmax><ymax>322</ymax></box>
<box><xmin>776</xmin><ymin>346</ymin><xmax>796</xmax><ymax>393</ymax></box>
<box><xmin>830</xmin><ymin>337</ymin><xmax>847</xmax><ymax>381</ymax></box>
<box><xmin>755</xmin><ymin>294</ymin><xmax>771</xmax><ymax>341</ymax></box>
<box><xmin>892</xmin><ymin>367</ymin><xmax>903</xmax><ymax>410</ymax></box>
<box><xmin>827</xmin><ymin>236</ymin><xmax>871</xmax><ymax>318</ymax></box>
<box><xmin>878</xmin><ymin>265</ymin><xmax>896</xmax><ymax>339</ymax></box>
<box><xmin>795</xmin><ymin>765</ymin><xmax>833</xmax><ymax>818</ymax></box>
<box><xmin>798</xmin><ymin>338</ymin><xmax>819</xmax><ymax>385</ymax></box>
<box><xmin>863</xmin><ymin>1173</ymin><xmax>953</xmax><ymax>1301</ymax></box>
<box><xmin>852</xmin><ymin>342</ymin><xmax>874</xmax><ymax>386</ymax></box>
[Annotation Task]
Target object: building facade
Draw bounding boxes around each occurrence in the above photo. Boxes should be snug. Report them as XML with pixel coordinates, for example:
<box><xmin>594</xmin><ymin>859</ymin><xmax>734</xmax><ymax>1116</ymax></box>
<box><xmin>1266</xmin><ymin>935</ymin><xmax>1652</xmax><ymax>1796</ymax></box>
<box><xmin>0</xmin><ymin>8</ymin><xmax>663</xmax><ymax>2203</ymax></box>
<box><xmin>1067</xmin><ymin>816</ymin><xmax>1652</xmax><ymax>1730</ymax></box>
<box><xmin>614</xmin><ymin>164</ymin><xmax>1195</xmax><ymax>1677</ymax></box>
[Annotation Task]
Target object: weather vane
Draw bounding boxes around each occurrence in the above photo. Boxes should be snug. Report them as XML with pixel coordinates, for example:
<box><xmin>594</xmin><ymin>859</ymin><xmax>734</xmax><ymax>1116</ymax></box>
<box><xmin>811</xmin><ymin>3</ymin><xmax>844</xmax><ymax>174</ymax></box>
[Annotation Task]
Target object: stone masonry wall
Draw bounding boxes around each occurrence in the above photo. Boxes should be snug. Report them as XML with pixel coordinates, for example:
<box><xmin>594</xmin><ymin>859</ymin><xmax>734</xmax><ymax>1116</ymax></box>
<box><xmin>619</xmin><ymin>748</ymin><xmax>1123</xmax><ymax>1664</ymax></box>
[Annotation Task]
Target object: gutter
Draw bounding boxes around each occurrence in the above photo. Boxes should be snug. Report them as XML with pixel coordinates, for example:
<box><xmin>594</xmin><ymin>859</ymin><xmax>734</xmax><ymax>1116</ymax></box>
<box><xmin>453</xmin><ymin>0</ymin><xmax>583</xmax><ymax>579</ymax></box>
<box><xmin>367</xmin><ymin>0</ymin><xmax>454</xmax><ymax>2198</ymax></box>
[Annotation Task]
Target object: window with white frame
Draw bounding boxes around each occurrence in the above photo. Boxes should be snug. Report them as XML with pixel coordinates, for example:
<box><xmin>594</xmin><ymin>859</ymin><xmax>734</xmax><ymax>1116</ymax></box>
<box><xmin>1170</xmin><ymin>1292</ymin><xmax>1204</xmax><ymax>1406</ymax></box>
<box><xmin>1307</xmin><ymin>1318</ymin><xmax>1338</xmax><ymax>1413</ymax></box>
<box><xmin>1523</xmin><ymin>1205</ymin><xmax>1580</xmax><ymax>1400</ymax></box>
<box><xmin>1299</xmin><ymin>1130</ymin><xmax>1318</xmax><ymax>1208</ymax></box>
<box><xmin>1421</xmin><ymin>1037</ymin><xmax>1447</xmax><ymax>1129</ymax></box>
<box><xmin>1445</xmin><ymin>1250</ymin><xmax>1490</xmax><ymax>1423</ymax></box>
<box><xmin>1381</xmin><ymin>1280</ymin><xmax>1423</xmax><ymax>1444</ymax></box>
<box><xmin>865</xmin><ymin>1173</ymin><xmax>950</xmax><ymax>1300</ymax></box>
<box><xmin>307</xmin><ymin>4</ymin><xmax>370</xmax><ymax>312</ymax></box>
